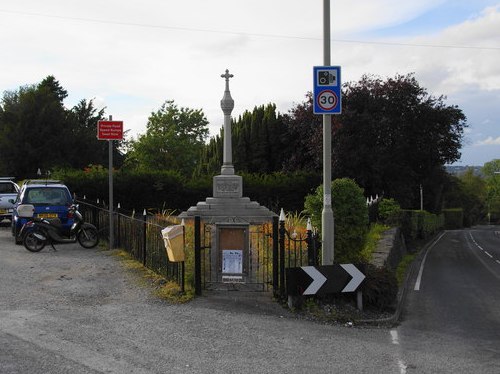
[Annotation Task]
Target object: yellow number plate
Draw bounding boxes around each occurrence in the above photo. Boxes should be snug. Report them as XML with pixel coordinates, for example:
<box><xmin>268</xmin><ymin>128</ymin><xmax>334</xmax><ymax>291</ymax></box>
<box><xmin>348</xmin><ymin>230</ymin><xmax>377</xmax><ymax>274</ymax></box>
<box><xmin>37</xmin><ymin>213</ymin><xmax>58</xmax><ymax>218</ymax></box>
<box><xmin>0</xmin><ymin>209</ymin><xmax>7</xmax><ymax>214</ymax></box>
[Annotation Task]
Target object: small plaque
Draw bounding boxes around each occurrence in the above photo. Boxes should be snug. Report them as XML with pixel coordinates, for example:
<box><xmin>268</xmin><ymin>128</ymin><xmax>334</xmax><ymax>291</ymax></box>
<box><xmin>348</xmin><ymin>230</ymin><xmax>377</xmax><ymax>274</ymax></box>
<box><xmin>222</xmin><ymin>275</ymin><xmax>244</xmax><ymax>283</ymax></box>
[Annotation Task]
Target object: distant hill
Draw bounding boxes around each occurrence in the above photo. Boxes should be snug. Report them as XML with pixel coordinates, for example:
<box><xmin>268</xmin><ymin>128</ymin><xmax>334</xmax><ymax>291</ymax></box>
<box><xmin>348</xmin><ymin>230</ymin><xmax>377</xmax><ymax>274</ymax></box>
<box><xmin>446</xmin><ymin>165</ymin><xmax>482</xmax><ymax>176</ymax></box>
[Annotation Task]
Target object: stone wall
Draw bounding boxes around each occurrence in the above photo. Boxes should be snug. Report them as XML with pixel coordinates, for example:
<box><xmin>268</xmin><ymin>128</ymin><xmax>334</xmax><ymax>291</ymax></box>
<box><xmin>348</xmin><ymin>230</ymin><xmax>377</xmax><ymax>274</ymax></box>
<box><xmin>370</xmin><ymin>227</ymin><xmax>407</xmax><ymax>271</ymax></box>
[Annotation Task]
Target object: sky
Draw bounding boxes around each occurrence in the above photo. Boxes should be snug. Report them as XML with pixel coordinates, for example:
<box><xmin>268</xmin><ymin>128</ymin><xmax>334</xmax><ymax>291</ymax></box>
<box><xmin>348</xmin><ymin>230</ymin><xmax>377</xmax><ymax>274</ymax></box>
<box><xmin>0</xmin><ymin>0</ymin><xmax>499</xmax><ymax>166</ymax></box>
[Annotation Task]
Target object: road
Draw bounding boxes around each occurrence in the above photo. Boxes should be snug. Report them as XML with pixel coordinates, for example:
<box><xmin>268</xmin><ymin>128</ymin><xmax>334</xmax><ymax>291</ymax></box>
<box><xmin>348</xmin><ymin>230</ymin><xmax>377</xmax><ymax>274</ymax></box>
<box><xmin>394</xmin><ymin>225</ymin><xmax>500</xmax><ymax>373</ymax></box>
<box><xmin>1</xmin><ymin>224</ymin><xmax>500</xmax><ymax>373</ymax></box>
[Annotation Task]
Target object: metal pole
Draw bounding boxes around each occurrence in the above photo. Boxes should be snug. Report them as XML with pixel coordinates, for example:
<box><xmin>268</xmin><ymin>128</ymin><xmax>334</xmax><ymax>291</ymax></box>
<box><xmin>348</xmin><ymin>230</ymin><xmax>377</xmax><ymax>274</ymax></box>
<box><xmin>279</xmin><ymin>219</ymin><xmax>286</xmax><ymax>297</ymax></box>
<box><xmin>194</xmin><ymin>216</ymin><xmax>202</xmax><ymax>296</ymax></box>
<box><xmin>420</xmin><ymin>184</ymin><xmax>423</xmax><ymax>211</ymax></box>
<box><xmin>108</xmin><ymin>114</ymin><xmax>114</xmax><ymax>250</ymax></box>
<box><xmin>322</xmin><ymin>0</ymin><xmax>334</xmax><ymax>265</ymax></box>
<box><xmin>272</xmin><ymin>216</ymin><xmax>279</xmax><ymax>296</ymax></box>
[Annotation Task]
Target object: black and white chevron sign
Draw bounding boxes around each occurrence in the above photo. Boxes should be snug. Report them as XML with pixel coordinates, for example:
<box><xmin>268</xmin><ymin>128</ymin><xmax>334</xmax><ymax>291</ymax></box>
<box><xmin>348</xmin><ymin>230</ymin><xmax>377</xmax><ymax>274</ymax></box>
<box><xmin>286</xmin><ymin>264</ymin><xmax>365</xmax><ymax>296</ymax></box>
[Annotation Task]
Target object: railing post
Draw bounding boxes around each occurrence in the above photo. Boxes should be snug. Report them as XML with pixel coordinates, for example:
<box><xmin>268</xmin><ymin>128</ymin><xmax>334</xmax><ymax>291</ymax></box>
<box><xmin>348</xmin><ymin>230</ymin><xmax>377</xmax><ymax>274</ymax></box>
<box><xmin>272</xmin><ymin>216</ymin><xmax>279</xmax><ymax>297</ymax></box>
<box><xmin>142</xmin><ymin>209</ymin><xmax>147</xmax><ymax>266</ymax></box>
<box><xmin>307</xmin><ymin>228</ymin><xmax>314</xmax><ymax>266</ymax></box>
<box><xmin>279</xmin><ymin>219</ymin><xmax>286</xmax><ymax>298</ymax></box>
<box><xmin>194</xmin><ymin>216</ymin><xmax>202</xmax><ymax>296</ymax></box>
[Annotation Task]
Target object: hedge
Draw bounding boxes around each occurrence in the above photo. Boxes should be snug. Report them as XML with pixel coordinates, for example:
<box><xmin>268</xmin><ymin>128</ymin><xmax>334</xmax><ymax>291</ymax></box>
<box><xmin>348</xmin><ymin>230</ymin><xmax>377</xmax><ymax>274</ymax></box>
<box><xmin>52</xmin><ymin>168</ymin><xmax>320</xmax><ymax>214</ymax></box>
<box><xmin>400</xmin><ymin>210</ymin><xmax>444</xmax><ymax>241</ymax></box>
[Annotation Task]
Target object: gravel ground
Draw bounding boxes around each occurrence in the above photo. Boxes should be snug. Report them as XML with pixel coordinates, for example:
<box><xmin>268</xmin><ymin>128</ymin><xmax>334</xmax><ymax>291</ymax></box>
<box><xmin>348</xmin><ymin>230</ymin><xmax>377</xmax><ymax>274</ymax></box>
<box><xmin>0</xmin><ymin>225</ymin><xmax>400</xmax><ymax>374</ymax></box>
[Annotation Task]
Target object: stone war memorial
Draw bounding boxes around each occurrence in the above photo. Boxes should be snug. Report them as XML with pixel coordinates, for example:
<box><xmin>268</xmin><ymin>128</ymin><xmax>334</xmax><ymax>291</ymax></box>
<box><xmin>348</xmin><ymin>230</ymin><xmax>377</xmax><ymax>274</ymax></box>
<box><xmin>179</xmin><ymin>70</ymin><xmax>277</xmax><ymax>291</ymax></box>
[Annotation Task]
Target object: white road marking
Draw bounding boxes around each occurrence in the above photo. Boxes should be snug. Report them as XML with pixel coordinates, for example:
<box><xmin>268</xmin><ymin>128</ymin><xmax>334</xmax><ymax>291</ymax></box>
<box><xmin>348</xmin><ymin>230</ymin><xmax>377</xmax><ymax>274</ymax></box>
<box><xmin>496</xmin><ymin>260</ymin><xmax>500</xmax><ymax>265</ymax></box>
<box><xmin>390</xmin><ymin>329</ymin><xmax>399</xmax><ymax>345</ymax></box>
<box><xmin>414</xmin><ymin>232</ymin><xmax>446</xmax><ymax>291</ymax></box>
<box><xmin>485</xmin><ymin>251</ymin><xmax>493</xmax><ymax>258</ymax></box>
<box><xmin>390</xmin><ymin>330</ymin><xmax>407</xmax><ymax>374</ymax></box>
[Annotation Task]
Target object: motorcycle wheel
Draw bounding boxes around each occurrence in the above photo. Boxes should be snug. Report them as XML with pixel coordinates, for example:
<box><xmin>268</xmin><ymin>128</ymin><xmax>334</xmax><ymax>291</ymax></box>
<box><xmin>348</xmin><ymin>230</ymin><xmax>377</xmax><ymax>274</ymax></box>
<box><xmin>77</xmin><ymin>227</ymin><xmax>99</xmax><ymax>248</ymax></box>
<box><xmin>23</xmin><ymin>231</ymin><xmax>46</xmax><ymax>252</ymax></box>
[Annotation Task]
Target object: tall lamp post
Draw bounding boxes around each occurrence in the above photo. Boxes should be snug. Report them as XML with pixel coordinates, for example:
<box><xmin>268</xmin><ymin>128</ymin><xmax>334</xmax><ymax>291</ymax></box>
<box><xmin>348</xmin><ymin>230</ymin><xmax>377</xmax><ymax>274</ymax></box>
<box><xmin>321</xmin><ymin>0</ymin><xmax>334</xmax><ymax>265</ymax></box>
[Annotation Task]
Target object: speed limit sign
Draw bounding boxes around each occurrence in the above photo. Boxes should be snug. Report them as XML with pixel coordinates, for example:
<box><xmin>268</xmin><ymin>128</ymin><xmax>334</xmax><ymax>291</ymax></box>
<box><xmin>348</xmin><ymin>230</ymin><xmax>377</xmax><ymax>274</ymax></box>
<box><xmin>313</xmin><ymin>66</ymin><xmax>342</xmax><ymax>114</ymax></box>
<box><xmin>317</xmin><ymin>90</ymin><xmax>338</xmax><ymax>111</ymax></box>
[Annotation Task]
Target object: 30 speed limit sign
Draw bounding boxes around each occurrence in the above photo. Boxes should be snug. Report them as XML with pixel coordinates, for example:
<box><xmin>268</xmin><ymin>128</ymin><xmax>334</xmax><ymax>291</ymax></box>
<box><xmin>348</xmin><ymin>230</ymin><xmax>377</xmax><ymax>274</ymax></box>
<box><xmin>313</xmin><ymin>66</ymin><xmax>342</xmax><ymax>114</ymax></box>
<box><xmin>317</xmin><ymin>90</ymin><xmax>338</xmax><ymax>111</ymax></box>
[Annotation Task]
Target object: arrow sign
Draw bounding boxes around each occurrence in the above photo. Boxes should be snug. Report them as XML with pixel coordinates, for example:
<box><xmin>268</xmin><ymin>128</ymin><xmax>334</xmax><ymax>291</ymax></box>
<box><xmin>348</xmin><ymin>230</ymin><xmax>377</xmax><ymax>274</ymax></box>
<box><xmin>340</xmin><ymin>264</ymin><xmax>365</xmax><ymax>292</ymax></box>
<box><xmin>302</xmin><ymin>266</ymin><xmax>327</xmax><ymax>295</ymax></box>
<box><xmin>286</xmin><ymin>264</ymin><xmax>365</xmax><ymax>296</ymax></box>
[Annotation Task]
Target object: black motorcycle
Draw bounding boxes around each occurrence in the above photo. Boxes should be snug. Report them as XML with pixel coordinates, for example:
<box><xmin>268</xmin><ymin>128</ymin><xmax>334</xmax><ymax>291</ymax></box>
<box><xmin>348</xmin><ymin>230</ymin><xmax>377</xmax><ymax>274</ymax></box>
<box><xmin>19</xmin><ymin>204</ymin><xmax>99</xmax><ymax>252</ymax></box>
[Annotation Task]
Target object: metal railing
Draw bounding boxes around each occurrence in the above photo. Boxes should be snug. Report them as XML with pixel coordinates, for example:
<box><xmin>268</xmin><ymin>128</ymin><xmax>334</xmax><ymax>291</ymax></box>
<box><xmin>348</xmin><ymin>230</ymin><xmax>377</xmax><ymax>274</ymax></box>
<box><xmin>76</xmin><ymin>199</ymin><xmax>184</xmax><ymax>289</ymax></box>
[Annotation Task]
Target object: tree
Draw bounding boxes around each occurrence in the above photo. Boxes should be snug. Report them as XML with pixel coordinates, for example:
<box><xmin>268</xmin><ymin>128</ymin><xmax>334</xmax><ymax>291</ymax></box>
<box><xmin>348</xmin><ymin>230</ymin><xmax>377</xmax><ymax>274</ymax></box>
<box><xmin>281</xmin><ymin>93</ymin><xmax>323</xmax><ymax>172</ymax></box>
<box><xmin>125</xmin><ymin>100</ymin><xmax>209</xmax><ymax>176</ymax></box>
<box><xmin>482</xmin><ymin>159</ymin><xmax>500</xmax><ymax>223</ymax></box>
<box><xmin>66</xmin><ymin>99</ymin><xmax>125</xmax><ymax>168</ymax></box>
<box><xmin>194</xmin><ymin>103</ymin><xmax>289</xmax><ymax>176</ymax></box>
<box><xmin>332</xmin><ymin>74</ymin><xmax>467</xmax><ymax>210</ymax></box>
<box><xmin>0</xmin><ymin>76</ymin><xmax>70</xmax><ymax>177</ymax></box>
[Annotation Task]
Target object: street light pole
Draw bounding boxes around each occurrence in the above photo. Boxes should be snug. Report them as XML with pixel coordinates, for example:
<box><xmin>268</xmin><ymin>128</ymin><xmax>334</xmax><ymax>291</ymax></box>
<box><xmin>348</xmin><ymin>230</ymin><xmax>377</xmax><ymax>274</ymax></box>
<box><xmin>321</xmin><ymin>0</ymin><xmax>334</xmax><ymax>265</ymax></box>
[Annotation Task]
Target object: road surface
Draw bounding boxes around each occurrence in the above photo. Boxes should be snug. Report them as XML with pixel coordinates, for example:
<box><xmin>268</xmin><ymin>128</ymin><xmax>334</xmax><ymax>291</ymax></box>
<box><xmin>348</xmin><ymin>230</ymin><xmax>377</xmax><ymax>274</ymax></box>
<box><xmin>394</xmin><ymin>226</ymin><xmax>500</xmax><ymax>373</ymax></box>
<box><xmin>1</xmin><ymin>224</ymin><xmax>500</xmax><ymax>373</ymax></box>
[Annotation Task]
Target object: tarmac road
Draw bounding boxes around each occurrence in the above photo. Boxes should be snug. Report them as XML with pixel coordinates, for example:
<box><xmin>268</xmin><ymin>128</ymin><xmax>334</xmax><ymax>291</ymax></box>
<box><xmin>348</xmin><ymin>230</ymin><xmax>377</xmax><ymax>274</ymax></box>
<box><xmin>3</xmin><ymin>223</ymin><xmax>500</xmax><ymax>373</ymax></box>
<box><xmin>0</xmin><ymin>225</ymin><xmax>400</xmax><ymax>374</ymax></box>
<box><xmin>394</xmin><ymin>226</ymin><xmax>500</xmax><ymax>373</ymax></box>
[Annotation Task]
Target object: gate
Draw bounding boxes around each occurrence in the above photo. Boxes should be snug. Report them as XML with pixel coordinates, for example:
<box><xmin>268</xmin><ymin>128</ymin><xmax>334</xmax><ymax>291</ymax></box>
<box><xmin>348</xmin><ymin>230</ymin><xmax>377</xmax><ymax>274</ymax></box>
<box><xmin>193</xmin><ymin>215</ymin><xmax>319</xmax><ymax>298</ymax></box>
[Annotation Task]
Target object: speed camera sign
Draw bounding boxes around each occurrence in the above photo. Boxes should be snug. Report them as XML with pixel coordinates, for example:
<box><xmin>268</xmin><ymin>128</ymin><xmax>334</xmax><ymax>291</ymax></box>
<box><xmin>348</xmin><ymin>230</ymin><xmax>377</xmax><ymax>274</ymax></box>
<box><xmin>313</xmin><ymin>66</ymin><xmax>341</xmax><ymax>114</ymax></box>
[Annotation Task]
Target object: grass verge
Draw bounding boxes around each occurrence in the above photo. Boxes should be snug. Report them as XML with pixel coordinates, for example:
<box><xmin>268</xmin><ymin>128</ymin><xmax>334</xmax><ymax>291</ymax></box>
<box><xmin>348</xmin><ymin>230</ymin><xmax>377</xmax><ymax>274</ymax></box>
<box><xmin>110</xmin><ymin>249</ymin><xmax>194</xmax><ymax>303</ymax></box>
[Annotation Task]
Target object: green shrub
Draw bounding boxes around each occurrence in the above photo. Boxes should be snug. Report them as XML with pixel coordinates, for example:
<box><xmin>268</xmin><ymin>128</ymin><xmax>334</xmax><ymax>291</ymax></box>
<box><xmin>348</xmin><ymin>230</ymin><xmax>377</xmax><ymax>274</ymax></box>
<box><xmin>378</xmin><ymin>198</ymin><xmax>401</xmax><ymax>225</ymax></box>
<box><xmin>304</xmin><ymin>178</ymin><xmax>368</xmax><ymax>263</ymax></box>
<box><xmin>401</xmin><ymin>209</ymin><xmax>444</xmax><ymax>241</ymax></box>
<box><xmin>362</xmin><ymin>264</ymin><xmax>398</xmax><ymax>311</ymax></box>
<box><xmin>359</xmin><ymin>223</ymin><xmax>390</xmax><ymax>262</ymax></box>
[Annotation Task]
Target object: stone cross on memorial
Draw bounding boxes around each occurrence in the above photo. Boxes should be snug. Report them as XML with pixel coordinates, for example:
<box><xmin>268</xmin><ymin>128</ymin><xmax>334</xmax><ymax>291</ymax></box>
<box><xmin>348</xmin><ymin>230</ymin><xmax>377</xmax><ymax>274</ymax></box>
<box><xmin>220</xmin><ymin>69</ymin><xmax>235</xmax><ymax>175</ymax></box>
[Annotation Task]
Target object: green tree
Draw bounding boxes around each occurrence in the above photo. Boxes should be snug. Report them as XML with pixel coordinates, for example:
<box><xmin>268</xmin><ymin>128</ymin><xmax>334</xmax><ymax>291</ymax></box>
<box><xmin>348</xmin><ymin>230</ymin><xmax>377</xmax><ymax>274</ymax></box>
<box><xmin>66</xmin><ymin>99</ymin><xmax>125</xmax><ymax>168</ymax></box>
<box><xmin>332</xmin><ymin>74</ymin><xmax>467</xmax><ymax>211</ymax></box>
<box><xmin>304</xmin><ymin>178</ymin><xmax>369</xmax><ymax>263</ymax></box>
<box><xmin>442</xmin><ymin>169</ymin><xmax>486</xmax><ymax>226</ymax></box>
<box><xmin>126</xmin><ymin>100</ymin><xmax>209</xmax><ymax>176</ymax></box>
<box><xmin>482</xmin><ymin>159</ymin><xmax>500</xmax><ymax>223</ymax></box>
<box><xmin>0</xmin><ymin>76</ymin><xmax>70</xmax><ymax>177</ymax></box>
<box><xmin>195</xmin><ymin>103</ymin><xmax>288</xmax><ymax>175</ymax></box>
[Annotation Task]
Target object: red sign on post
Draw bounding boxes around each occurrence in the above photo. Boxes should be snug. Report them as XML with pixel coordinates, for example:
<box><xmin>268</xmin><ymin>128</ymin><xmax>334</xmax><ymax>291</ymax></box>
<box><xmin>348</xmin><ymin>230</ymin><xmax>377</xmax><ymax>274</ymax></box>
<box><xmin>97</xmin><ymin>120</ymin><xmax>123</xmax><ymax>140</ymax></box>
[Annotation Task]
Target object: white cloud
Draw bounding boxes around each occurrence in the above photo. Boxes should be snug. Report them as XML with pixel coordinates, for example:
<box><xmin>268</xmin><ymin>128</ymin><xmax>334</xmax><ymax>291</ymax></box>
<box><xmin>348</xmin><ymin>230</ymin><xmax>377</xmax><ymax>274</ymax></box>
<box><xmin>475</xmin><ymin>136</ymin><xmax>500</xmax><ymax>146</ymax></box>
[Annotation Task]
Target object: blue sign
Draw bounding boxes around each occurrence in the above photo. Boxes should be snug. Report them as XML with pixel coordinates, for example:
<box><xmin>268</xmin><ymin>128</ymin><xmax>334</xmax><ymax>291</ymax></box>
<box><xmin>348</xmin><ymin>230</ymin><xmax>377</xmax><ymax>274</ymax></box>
<box><xmin>313</xmin><ymin>66</ymin><xmax>342</xmax><ymax>114</ymax></box>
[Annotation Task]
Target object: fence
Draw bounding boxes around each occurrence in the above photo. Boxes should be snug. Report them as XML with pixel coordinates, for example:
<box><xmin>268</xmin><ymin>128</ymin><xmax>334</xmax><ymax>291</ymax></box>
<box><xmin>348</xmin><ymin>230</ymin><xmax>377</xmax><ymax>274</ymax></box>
<box><xmin>76</xmin><ymin>199</ymin><xmax>184</xmax><ymax>289</ymax></box>
<box><xmin>77</xmin><ymin>199</ymin><xmax>319</xmax><ymax>297</ymax></box>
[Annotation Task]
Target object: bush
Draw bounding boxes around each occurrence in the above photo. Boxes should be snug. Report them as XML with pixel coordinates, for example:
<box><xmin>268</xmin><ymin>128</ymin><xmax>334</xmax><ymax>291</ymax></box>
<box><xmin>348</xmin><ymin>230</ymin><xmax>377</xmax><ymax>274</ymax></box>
<box><xmin>378</xmin><ymin>198</ymin><xmax>401</xmax><ymax>225</ymax></box>
<box><xmin>304</xmin><ymin>178</ymin><xmax>368</xmax><ymax>263</ymax></box>
<box><xmin>400</xmin><ymin>209</ymin><xmax>444</xmax><ymax>241</ymax></box>
<box><xmin>362</xmin><ymin>264</ymin><xmax>398</xmax><ymax>311</ymax></box>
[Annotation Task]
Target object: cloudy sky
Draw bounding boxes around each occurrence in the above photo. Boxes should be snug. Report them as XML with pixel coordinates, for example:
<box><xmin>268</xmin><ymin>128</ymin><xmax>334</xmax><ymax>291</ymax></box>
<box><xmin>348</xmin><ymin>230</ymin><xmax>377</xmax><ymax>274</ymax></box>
<box><xmin>1</xmin><ymin>0</ymin><xmax>499</xmax><ymax>166</ymax></box>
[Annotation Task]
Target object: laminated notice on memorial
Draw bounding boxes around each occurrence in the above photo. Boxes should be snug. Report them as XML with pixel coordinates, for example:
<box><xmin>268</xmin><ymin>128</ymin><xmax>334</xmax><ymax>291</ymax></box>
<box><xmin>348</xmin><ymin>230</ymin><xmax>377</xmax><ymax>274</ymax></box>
<box><xmin>222</xmin><ymin>250</ymin><xmax>243</xmax><ymax>274</ymax></box>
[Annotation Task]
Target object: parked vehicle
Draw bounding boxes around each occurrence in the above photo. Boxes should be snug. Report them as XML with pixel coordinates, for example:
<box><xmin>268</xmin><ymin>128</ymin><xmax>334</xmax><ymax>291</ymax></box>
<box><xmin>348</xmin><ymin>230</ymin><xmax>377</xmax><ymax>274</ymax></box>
<box><xmin>18</xmin><ymin>203</ymin><xmax>99</xmax><ymax>252</ymax></box>
<box><xmin>0</xmin><ymin>177</ymin><xmax>20</xmax><ymax>222</ymax></box>
<box><xmin>11</xmin><ymin>181</ymin><xmax>75</xmax><ymax>243</ymax></box>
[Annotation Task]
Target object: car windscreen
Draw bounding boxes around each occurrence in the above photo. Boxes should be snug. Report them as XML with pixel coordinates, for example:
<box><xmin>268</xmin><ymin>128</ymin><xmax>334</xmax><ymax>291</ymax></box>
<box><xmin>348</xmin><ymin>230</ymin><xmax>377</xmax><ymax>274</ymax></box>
<box><xmin>23</xmin><ymin>187</ymin><xmax>71</xmax><ymax>206</ymax></box>
<box><xmin>0</xmin><ymin>183</ymin><xmax>17</xmax><ymax>193</ymax></box>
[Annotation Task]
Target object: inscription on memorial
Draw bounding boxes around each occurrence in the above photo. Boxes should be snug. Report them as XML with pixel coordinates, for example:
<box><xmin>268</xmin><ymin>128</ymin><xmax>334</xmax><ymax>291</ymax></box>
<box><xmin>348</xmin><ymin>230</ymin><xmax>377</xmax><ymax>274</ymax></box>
<box><xmin>213</xmin><ymin>175</ymin><xmax>242</xmax><ymax>198</ymax></box>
